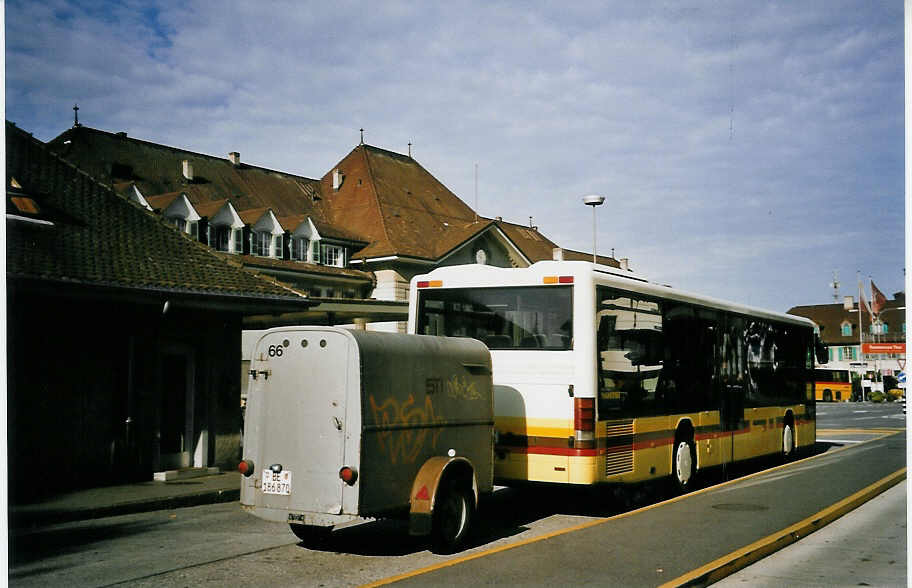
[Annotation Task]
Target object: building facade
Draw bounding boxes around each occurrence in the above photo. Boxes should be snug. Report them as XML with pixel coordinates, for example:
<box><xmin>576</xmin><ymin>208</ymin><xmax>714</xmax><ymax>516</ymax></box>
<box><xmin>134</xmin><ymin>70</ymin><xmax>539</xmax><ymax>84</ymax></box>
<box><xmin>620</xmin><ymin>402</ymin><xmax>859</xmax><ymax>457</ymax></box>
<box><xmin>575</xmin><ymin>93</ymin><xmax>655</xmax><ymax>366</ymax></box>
<box><xmin>788</xmin><ymin>292</ymin><xmax>906</xmax><ymax>396</ymax></box>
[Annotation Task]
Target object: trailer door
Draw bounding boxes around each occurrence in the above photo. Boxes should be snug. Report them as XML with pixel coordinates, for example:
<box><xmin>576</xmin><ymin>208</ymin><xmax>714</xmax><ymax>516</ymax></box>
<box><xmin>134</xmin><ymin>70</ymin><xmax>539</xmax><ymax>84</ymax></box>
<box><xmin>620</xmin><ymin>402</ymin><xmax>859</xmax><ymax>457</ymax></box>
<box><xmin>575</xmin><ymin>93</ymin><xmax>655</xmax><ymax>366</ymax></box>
<box><xmin>252</xmin><ymin>328</ymin><xmax>352</xmax><ymax>515</ymax></box>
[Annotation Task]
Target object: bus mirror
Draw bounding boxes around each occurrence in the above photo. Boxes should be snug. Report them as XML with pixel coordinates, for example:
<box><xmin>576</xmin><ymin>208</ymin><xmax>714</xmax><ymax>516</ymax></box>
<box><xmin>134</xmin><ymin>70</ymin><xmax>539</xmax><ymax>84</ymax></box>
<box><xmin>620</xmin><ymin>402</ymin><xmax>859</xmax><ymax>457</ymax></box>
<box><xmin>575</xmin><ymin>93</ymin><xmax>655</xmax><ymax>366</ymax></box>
<box><xmin>814</xmin><ymin>335</ymin><xmax>828</xmax><ymax>365</ymax></box>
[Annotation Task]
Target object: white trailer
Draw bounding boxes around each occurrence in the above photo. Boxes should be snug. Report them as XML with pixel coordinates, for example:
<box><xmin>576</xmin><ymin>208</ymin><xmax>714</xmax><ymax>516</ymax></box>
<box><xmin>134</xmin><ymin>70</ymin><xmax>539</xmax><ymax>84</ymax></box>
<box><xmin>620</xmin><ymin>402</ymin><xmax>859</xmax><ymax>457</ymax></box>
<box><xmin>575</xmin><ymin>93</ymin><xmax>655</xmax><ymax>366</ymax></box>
<box><xmin>240</xmin><ymin>326</ymin><xmax>494</xmax><ymax>553</ymax></box>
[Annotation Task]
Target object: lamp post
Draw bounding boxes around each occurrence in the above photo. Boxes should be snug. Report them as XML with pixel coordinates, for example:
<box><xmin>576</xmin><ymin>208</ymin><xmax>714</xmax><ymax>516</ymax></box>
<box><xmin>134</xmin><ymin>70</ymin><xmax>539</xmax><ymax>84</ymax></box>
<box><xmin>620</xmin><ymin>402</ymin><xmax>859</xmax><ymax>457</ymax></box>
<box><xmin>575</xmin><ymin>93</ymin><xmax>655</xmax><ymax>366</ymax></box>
<box><xmin>582</xmin><ymin>194</ymin><xmax>605</xmax><ymax>263</ymax></box>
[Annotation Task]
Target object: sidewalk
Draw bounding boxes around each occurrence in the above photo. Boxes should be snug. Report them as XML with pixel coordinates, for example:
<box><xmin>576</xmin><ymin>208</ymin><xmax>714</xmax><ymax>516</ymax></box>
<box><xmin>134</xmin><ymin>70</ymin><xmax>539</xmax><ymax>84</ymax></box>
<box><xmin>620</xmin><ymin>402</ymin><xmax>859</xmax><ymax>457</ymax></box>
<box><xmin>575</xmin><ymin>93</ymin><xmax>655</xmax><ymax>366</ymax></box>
<box><xmin>9</xmin><ymin>471</ymin><xmax>241</xmax><ymax>532</ymax></box>
<box><xmin>714</xmin><ymin>479</ymin><xmax>907</xmax><ymax>587</ymax></box>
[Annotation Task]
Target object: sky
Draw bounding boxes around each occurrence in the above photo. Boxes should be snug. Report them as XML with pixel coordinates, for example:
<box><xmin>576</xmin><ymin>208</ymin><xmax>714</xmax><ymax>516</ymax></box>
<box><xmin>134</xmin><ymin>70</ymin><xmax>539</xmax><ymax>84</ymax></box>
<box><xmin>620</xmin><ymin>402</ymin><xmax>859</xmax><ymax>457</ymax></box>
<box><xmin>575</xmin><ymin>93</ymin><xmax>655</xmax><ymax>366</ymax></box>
<box><xmin>5</xmin><ymin>1</ymin><xmax>905</xmax><ymax>313</ymax></box>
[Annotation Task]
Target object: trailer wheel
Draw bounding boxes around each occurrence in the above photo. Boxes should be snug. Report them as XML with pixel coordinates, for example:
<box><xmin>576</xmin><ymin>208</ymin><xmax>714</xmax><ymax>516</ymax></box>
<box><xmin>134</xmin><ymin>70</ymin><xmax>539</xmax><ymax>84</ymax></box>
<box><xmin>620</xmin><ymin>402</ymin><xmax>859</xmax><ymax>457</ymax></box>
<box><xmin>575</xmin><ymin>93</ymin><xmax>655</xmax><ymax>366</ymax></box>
<box><xmin>289</xmin><ymin>523</ymin><xmax>331</xmax><ymax>548</ymax></box>
<box><xmin>430</xmin><ymin>479</ymin><xmax>474</xmax><ymax>554</ymax></box>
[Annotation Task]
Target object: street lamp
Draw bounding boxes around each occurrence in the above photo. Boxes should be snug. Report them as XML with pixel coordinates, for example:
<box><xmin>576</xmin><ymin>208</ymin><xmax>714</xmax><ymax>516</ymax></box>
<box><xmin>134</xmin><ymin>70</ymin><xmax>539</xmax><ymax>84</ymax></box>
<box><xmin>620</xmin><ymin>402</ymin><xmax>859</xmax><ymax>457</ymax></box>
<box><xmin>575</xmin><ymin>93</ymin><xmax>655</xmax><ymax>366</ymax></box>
<box><xmin>582</xmin><ymin>194</ymin><xmax>605</xmax><ymax>264</ymax></box>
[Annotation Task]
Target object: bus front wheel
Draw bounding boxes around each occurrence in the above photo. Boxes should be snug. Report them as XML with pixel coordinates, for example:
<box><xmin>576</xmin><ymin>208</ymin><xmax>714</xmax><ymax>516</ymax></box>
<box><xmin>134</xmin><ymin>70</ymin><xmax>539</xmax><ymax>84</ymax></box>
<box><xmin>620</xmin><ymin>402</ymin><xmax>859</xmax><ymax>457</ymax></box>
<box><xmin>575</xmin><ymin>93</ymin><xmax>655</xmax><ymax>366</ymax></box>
<box><xmin>672</xmin><ymin>438</ymin><xmax>696</xmax><ymax>493</ymax></box>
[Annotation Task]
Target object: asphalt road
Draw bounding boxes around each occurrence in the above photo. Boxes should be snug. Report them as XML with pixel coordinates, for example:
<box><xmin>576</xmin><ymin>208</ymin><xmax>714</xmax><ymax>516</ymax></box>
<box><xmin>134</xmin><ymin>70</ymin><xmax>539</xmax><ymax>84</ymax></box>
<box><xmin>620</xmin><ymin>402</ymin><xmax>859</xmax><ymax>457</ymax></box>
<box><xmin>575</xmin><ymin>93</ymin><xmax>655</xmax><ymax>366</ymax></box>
<box><xmin>9</xmin><ymin>402</ymin><xmax>904</xmax><ymax>587</ymax></box>
<box><xmin>815</xmin><ymin>399</ymin><xmax>905</xmax><ymax>430</ymax></box>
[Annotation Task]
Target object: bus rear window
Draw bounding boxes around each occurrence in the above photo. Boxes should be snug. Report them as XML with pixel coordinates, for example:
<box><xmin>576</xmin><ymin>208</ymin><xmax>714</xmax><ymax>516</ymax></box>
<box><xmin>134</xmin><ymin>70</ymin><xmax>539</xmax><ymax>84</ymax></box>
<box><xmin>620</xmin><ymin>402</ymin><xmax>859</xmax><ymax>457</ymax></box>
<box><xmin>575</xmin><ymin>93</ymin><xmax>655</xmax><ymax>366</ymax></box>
<box><xmin>416</xmin><ymin>286</ymin><xmax>573</xmax><ymax>350</ymax></box>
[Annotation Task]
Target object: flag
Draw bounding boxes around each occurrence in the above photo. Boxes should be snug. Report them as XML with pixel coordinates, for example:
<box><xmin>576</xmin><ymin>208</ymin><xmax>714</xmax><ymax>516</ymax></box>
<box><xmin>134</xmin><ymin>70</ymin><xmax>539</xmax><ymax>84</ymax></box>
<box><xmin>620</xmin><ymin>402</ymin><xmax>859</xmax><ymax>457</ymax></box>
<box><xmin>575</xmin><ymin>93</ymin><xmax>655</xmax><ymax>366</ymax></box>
<box><xmin>860</xmin><ymin>289</ymin><xmax>874</xmax><ymax>321</ymax></box>
<box><xmin>871</xmin><ymin>281</ymin><xmax>887</xmax><ymax>315</ymax></box>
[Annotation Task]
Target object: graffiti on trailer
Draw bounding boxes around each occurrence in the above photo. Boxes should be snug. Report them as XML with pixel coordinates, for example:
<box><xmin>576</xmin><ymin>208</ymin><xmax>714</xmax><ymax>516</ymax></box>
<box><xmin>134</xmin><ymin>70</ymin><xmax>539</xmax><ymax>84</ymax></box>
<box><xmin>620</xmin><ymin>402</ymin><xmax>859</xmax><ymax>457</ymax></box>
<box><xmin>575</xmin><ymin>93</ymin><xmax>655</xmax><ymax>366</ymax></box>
<box><xmin>369</xmin><ymin>394</ymin><xmax>447</xmax><ymax>464</ymax></box>
<box><xmin>446</xmin><ymin>374</ymin><xmax>482</xmax><ymax>401</ymax></box>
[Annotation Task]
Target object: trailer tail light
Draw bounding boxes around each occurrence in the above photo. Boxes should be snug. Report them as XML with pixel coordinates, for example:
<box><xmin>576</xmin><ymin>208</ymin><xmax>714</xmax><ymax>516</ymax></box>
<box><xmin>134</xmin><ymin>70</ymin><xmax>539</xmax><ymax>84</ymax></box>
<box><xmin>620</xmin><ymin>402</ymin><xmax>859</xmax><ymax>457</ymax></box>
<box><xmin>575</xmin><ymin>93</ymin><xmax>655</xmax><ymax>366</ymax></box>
<box><xmin>238</xmin><ymin>459</ymin><xmax>255</xmax><ymax>477</ymax></box>
<box><xmin>573</xmin><ymin>397</ymin><xmax>595</xmax><ymax>449</ymax></box>
<box><xmin>543</xmin><ymin>276</ymin><xmax>574</xmax><ymax>284</ymax></box>
<box><xmin>417</xmin><ymin>280</ymin><xmax>443</xmax><ymax>288</ymax></box>
<box><xmin>339</xmin><ymin>466</ymin><xmax>358</xmax><ymax>485</ymax></box>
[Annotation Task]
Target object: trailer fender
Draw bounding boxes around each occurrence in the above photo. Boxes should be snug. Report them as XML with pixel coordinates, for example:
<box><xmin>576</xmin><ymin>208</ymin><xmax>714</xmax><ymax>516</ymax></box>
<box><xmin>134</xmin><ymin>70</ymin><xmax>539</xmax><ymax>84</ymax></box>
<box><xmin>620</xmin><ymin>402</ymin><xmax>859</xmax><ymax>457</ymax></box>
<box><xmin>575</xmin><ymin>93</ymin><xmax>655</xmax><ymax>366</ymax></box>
<box><xmin>408</xmin><ymin>456</ymin><xmax>477</xmax><ymax>536</ymax></box>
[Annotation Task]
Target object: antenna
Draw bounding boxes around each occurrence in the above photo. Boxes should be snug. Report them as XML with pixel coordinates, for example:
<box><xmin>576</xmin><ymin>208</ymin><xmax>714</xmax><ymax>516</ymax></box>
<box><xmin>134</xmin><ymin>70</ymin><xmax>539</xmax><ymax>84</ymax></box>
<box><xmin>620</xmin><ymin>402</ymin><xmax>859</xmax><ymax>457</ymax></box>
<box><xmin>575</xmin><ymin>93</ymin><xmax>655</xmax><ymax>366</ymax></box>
<box><xmin>474</xmin><ymin>163</ymin><xmax>478</xmax><ymax>224</ymax></box>
<box><xmin>829</xmin><ymin>270</ymin><xmax>840</xmax><ymax>303</ymax></box>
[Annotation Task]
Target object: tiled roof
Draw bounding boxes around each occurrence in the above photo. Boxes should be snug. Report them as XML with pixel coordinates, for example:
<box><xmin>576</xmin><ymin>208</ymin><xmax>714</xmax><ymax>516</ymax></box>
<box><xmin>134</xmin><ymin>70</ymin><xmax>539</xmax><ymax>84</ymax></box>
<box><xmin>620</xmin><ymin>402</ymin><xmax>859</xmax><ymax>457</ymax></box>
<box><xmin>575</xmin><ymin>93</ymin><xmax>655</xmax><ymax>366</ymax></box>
<box><xmin>787</xmin><ymin>296</ymin><xmax>906</xmax><ymax>345</ymax></box>
<box><xmin>47</xmin><ymin>126</ymin><xmax>622</xmax><ymax>269</ymax></box>
<box><xmin>47</xmin><ymin>125</ymin><xmax>332</xmax><ymax>221</ymax></box>
<box><xmin>229</xmin><ymin>254</ymin><xmax>374</xmax><ymax>281</ymax></box>
<box><xmin>6</xmin><ymin>122</ymin><xmax>315</xmax><ymax>307</ymax></box>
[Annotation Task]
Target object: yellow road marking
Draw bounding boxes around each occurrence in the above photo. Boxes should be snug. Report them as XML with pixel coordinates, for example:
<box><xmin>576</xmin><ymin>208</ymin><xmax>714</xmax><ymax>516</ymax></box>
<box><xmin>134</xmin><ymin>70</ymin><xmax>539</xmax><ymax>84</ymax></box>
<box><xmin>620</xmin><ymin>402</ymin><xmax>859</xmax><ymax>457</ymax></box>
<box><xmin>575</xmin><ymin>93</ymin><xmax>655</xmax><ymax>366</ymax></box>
<box><xmin>362</xmin><ymin>430</ymin><xmax>903</xmax><ymax>587</ymax></box>
<box><xmin>660</xmin><ymin>467</ymin><xmax>907</xmax><ymax>587</ymax></box>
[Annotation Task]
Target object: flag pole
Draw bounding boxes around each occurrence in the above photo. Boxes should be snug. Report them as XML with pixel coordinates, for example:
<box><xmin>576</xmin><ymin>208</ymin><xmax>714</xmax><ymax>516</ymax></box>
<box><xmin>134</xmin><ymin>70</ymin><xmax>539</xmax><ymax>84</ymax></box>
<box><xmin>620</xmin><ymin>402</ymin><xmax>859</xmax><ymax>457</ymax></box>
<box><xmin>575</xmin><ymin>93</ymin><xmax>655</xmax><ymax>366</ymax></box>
<box><xmin>858</xmin><ymin>272</ymin><xmax>865</xmax><ymax>401</ymax></box>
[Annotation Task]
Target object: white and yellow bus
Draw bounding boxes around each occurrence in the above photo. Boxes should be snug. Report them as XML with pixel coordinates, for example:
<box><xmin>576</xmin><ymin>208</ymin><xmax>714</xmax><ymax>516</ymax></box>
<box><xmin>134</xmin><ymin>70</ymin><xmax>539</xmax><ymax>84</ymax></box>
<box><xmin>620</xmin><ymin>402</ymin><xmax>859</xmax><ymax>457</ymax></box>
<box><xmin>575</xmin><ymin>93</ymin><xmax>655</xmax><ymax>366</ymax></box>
<box><xmin>408</xmin><ymin>261</ymin><xmax>816</xmax><ymax>491</ymax></box>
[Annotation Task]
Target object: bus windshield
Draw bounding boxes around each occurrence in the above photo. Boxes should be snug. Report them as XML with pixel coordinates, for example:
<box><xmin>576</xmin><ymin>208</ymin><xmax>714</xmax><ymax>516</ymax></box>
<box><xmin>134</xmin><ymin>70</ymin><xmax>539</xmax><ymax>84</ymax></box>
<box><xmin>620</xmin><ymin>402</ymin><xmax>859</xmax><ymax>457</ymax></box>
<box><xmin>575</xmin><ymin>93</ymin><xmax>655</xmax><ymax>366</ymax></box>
<box><xmin>416</xmin><ymin>286</ymin><xmax>573</xmax><ymax>350</ymax></box>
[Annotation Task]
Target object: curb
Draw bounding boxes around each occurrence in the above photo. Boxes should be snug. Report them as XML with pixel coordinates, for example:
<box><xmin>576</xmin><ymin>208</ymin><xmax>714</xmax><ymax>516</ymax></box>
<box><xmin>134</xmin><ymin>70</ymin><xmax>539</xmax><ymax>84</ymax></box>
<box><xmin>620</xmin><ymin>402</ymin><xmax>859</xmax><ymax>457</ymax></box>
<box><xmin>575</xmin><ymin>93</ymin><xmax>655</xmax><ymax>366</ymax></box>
<box><xmin>662</xmin><ymin>467</ymin><xmax>907</xmax><ymax>587</ymax></box>
<box><xmin>10</xmin><ymin>488</ymin><xmax>240</xmax><ymax>534</ymax></box>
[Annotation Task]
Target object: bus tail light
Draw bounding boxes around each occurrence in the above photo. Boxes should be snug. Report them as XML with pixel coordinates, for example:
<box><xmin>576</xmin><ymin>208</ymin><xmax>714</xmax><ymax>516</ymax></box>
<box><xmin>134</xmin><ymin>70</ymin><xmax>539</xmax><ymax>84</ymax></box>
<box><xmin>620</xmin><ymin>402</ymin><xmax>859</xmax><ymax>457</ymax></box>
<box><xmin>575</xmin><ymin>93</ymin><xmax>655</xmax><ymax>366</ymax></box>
<box><xmin>417</xmin><ymin>280</ymin><xmax>443</xmax><ymax>288</ymax></box>
<box><xmin>574</xmin><ymin>397</ymin><xmax>595</xmax><ymax>449</ymax></box>
<box><xmin>543</xmin><ymin>276</ymin><xmax>574</xmax><ymax>284</ymax></box>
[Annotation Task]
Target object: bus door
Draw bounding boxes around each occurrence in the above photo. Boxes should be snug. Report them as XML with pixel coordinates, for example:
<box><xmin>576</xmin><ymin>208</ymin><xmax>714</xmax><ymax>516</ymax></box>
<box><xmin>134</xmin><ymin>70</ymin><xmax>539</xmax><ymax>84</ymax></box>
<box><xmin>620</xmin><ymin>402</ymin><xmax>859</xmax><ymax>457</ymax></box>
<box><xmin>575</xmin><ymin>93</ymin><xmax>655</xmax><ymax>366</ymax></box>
<box><xmin>720</xmin><ymin>382</ymin><xmax>744</xmax><ymax>463</ymax></box>
<box><xmin>719</xmin><ymin>314</ymin><xmax>747</xmax><ymax>464</ymax></box>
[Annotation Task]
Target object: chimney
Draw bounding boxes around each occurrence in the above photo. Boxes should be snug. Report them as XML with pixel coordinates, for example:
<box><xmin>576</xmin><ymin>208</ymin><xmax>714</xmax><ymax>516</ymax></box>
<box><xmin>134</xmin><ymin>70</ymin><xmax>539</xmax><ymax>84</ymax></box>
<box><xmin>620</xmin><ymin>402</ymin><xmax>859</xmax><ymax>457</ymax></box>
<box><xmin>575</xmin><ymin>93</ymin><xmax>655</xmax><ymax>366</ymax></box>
<box><xmin>843</xmin><ymin>295</ymin><xmax>854</xmax><ymax>311</ymax></box>
<box><xmin>228</xmin><ymin>152</ymin><xmax>240</xmax><ymax>166</ymax></box>
<box><xmin>182</xmin><ymin>160</ymin><xmax>194</xmax><ymax>181</ymax></box>
<box><xmin>495</xmin><ymin>216</ymin><xmax>502</xmax><ymax>222</ymax></box>
<box><xmin>620</xmin><ymin>258</ymin><xmax>629</xmax><ymax>271</ymax></box>
<box><xmin>552</xmin><ymin>247</ymin><xmax>564</xmax><ymax>261</ymax></box>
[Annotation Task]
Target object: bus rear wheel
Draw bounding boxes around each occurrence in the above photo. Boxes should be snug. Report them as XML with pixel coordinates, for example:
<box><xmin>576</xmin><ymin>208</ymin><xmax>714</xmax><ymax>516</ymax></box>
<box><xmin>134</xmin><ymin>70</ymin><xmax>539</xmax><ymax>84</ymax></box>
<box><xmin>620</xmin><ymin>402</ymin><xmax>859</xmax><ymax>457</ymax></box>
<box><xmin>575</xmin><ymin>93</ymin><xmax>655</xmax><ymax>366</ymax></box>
<box><xmin>672</xmin><ymin>439</ymin><xmax>696</xmax><ymax>493</ymax></box>
<box><xmin>782</xmin><ymin>422</ymin><xmax>795</xmax><ymax>460</ymax></box>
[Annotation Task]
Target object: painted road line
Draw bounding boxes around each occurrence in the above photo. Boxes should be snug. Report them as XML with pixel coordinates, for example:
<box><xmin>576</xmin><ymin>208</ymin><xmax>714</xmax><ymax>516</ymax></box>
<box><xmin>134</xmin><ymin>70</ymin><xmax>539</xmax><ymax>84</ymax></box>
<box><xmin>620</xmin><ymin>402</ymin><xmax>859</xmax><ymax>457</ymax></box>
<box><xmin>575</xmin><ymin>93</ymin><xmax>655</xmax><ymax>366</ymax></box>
<box><xmin>659</xmin><ymin>468</ymin><xmax>907</xmax><ymax>588</ymax></box>
<box><xmin>362</xmin><ymin>432</ymin><xmax>902</xmax><ymax>588</ymax></box>
<box><xmin>816</xmin><ymin>439</ymin><xmax>863</xmax><ymax>444</ymax></box>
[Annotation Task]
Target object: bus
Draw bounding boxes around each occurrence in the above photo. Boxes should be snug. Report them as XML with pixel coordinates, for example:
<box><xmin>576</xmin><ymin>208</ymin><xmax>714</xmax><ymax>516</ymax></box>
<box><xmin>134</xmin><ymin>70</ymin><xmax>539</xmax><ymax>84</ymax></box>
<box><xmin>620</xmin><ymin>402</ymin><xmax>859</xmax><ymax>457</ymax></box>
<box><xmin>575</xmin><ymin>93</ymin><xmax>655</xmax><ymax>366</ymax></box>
<box><xmin>408</xmin><ymin>261</ymin><xmax>816</xmax><ymax>492</ymax></box>
<box><xmin>813</xmin><ymin>368</ymin><xmax>852</xmax><ymax>402</ymax></box>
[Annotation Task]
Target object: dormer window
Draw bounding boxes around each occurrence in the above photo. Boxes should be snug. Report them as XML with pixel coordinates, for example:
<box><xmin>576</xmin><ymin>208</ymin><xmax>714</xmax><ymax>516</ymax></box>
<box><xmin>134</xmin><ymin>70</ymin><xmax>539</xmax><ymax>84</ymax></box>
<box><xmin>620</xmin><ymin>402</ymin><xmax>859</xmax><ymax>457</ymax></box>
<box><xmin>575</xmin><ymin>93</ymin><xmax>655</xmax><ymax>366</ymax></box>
<box><xmin>840</xmin><ymin>322</ymin><xmax>852</xmax><ymax>337</ymax></box>
<box><xmin>321</xmin><ymin>243</ymin><xmax>346</xmax><ymax>267</ymax></box>
<box><xmin>253</xmin><ymin>231</ymin><xmax>271</xmax><ymax>257</ymax></box>
<box><xmin>292</xmin><ymin>237</ymin><xmax>309</xmax><ymax>261</ymax></box>
<box><xmin>332</xmin><ymin>169</ymin><xmax>344</xmax><ymax>190</ymax></box>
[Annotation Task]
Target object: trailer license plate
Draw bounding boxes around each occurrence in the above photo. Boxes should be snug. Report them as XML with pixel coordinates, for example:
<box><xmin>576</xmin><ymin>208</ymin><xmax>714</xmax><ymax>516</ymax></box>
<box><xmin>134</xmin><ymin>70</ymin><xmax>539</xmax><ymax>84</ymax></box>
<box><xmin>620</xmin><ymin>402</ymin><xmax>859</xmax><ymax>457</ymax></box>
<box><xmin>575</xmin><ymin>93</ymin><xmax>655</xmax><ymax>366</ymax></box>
<box><xmin>262</xmin><ymin>470</ymin><xmax>292</xmax><ymax>495</ymax></box>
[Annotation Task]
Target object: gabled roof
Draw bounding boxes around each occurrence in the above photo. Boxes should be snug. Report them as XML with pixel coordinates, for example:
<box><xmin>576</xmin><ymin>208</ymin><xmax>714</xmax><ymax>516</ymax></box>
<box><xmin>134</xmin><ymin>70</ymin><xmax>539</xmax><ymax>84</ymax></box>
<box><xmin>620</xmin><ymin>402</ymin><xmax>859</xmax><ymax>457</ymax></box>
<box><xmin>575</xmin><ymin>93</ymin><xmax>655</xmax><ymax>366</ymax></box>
<box><xmin>6</xmin><ymin>121</ymin><xmax>315</xmax><ymax>311</ymax></box>
<box><xmin>788</xmin><ymin>295</ymin><xmax>906</xmax><ymax>345</ymax></box>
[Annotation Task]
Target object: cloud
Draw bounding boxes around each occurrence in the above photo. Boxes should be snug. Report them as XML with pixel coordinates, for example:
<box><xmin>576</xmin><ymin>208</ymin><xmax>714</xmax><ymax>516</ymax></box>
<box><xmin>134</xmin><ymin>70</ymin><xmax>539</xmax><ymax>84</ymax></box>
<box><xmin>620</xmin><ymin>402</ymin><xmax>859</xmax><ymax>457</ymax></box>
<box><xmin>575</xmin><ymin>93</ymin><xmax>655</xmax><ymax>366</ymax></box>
<box><xmin>5</xmin><ymin>0</ymin><xmax>903</xmax><ymax>310</ymax></box>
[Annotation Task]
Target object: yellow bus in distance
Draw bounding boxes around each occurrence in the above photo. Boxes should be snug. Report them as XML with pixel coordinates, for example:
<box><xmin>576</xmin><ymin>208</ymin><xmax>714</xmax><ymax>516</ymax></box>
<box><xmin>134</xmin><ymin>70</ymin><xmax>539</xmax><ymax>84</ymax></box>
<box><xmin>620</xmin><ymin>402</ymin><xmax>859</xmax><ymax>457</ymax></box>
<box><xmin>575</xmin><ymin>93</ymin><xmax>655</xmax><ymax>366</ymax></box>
<box><xmin>814</xmin><ymin>368</ymin><xmax>852</xmax><ymax>402</ymax></box>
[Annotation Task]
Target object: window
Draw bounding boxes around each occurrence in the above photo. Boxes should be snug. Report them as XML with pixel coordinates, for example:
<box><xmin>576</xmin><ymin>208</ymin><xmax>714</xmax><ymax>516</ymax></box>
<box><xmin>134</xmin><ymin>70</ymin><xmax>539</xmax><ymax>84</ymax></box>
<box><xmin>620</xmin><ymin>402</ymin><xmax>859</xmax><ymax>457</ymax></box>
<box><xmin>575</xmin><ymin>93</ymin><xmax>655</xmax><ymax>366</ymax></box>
<box><xmin>274</xmin><ymin>234</ymin><xmax>283</xmax><ymax>258</ymax></box>
<box><xmin>171</xmin><ymin>218</ymin><xmax>186</xmax><ymax>232</ymax></box>
<box><xmin>254</xmin><ymin>232</ymin><xmax>271</xmax><ymax>257</ymax></box>
<box><xmin>839</xmin><ymin>346</ymin><xmax>855</xmax><ymax>361</ymax></box>
<box><xmin>321</xmin><ymin>244</ymin><xmax>345</xmax><ymax>267</ymax></box>
<box><xmin>292</xmin><ymin>237</ymin><xmax>308</xmax><ymax>261</ymax></box>
<box><xmin>214</xmin><ymin>226</ymin><xmax>231</xmax><ymax>252</ymax></box>
<box><xmin>597</xmin><ymin>289</ymin><xmax>668</xmax><ymax>417</ymax></box>
<box><xmin>416</xmin><ymin>286</ymin><xmax>573</xmax><ymax>350</ymax></box>
<box><xmin>840</xmin><ymin>322</ymin><xmax>852</xmax><ymax>336</ymax></box>
<box><xmin>233</xmin><ymin>229</ymin><xmax>243</xmax><ymax>253</ymax></box>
